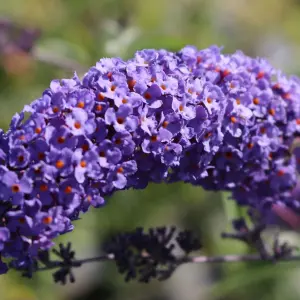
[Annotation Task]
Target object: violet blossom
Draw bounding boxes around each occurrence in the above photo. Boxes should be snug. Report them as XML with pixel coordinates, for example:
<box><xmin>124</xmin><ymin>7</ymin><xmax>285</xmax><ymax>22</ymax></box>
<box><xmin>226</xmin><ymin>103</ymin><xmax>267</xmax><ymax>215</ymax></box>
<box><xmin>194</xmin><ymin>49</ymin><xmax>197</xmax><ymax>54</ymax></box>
<box><xmin>0</xmin><ymin>45</ymin><xmax>299</xmax><ymax>274</ymax></box>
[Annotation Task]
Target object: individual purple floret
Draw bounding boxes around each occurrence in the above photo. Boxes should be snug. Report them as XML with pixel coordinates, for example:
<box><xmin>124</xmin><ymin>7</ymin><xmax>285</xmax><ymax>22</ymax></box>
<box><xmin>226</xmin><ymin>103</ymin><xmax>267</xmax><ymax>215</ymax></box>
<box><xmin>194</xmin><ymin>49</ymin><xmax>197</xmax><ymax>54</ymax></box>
<box><xmin>0</xmin><ymin>45</ymin><xmax>299</xmax><ymax>274</ymax></box>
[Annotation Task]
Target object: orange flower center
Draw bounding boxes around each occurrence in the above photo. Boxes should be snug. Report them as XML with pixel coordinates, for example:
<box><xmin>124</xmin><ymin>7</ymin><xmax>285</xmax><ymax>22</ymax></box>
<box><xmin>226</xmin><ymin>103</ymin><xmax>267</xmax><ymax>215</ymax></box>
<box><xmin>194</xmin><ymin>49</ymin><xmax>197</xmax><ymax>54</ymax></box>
<box><xmin>230</xmin><ymin>116</ymin><xmax>237</xmax><ymax>123</ymax></box>
<box><xmin>80</xmin><ymin>160</ymin><xmax>87</xmax><ymax>168</ymax></box>
<box><xmin>65</xmin><ymin>186</ymin><xmax>72</xmax><ymax>193</ymax></box>
<box><xmin>35</xmin><ymin>127</ymin><xmax>42</xmax><ymax>134</ymax></box>
<box><xmin>97</xmin><ymin>93</ymin><xmax>105</xmax><ymax>101</ymax></box>
<box><xmin>117</xmin><ymin>117</ymin><xmax>124</xmax><ymax>124</ymax></box>
<box><xmin>117</xmin><ymin>167</ymin><xmax>124</xmax><ymax>173</ymax></box>
<box><xmin>144</xmin><ymin>92</ymin><xmax>151</xmax><ymax>100</ymax></box>
<box><xmin>77</xmin><ymin>101</ymin><xmax>85</xmax><ymax>108</ymax></box>
<box><xmin>38</xmin><ymin>152</ymin><xmax>45</xmax><ymax>160</ymax></box>
<box><xmin>40</xmin><ymin>184</ymin><xmax>48</xmax><ymax>192</ymax></box>
<box><xmin>12</xmin><ymin>184</ymin><xmax>20</xmax><ymax>193</ymax></box>
<box><xmin>277</xmin><ymin>170</ymin><xmax>285</xmax><ymax>176</ymax></box>
<box><xmin>162</xmin><ymin>121</ymin><xmax>169</xmax><ymax>128</ymax></box>
<box><xmin>57</xmin><ymin>136</ymin><xmax>65</xmax><ymax>144</ymax></box>
<box><xmin>74</xmin><ymin>122</ymin><xmax>81</xmax><ymax>129</ymax></box>
<box><xmin>107</xmin><ymin>72</ymin><xmax>113</xmax><ymax>80</ymax></box>
<box><xmin>222</xmin><ymin>69</ymin><xmax>230</xmax><ymax>77</ymax></box>
<box><xmin>256</xmin><ymin>71</ymin><xmax>264</xmax><ymax>79</ymax></box>
<box><xmin>260</xmin><ymin>127</ymin><xmax>266</xmax><ymax>134</ymax></box>
<box><xmin>52</xmin><ymin>106</ymin><xmax>59</xmax><ymax>113</ymax></box>
<box><xmin>34</xmin><ymin>167</ymin><xmax>41</xmax><ymax>174</ymax></box>
<box><xmin>127</xmin><ymin>79</ymin><xmax>136</xmax><ymax>91</ymax></box>
<box><xmin>55</xmin><ymin>160</ymin><xmax>64</xmax><ymax>169</ymax></box>
<box><xmin>82</xmin><ymin>144</ymin><xmax>89</xmax><ymax>152</ymax></box>
<box><xmin>19</xmin><ymin>217</ymin><xmax>25</xmax><ymax>224</ymax></box>
<box><xmin>115</xmin><ymin>138</ymin><xmax>122</xmax><ymax>145</ymax></box>
<box><xmin>42</xmin><ymin>216</ymin><xmax>53</xmax><ymax>225</ymax></box>
<box><xmin>268</xmin><ymin>108</ymin><xmax>275</xmax><ymax>116</ymax></box>
<box><xmin>204</xmin><ymin>132</ymin><xmax>212</xmax><ymax>139</ymax></box>
<box><xmin>96</xmin><ymin>104</ymin><xmax>103</xmax><ymax>112</ymax></box>
<box><xmin>151</xmin><ymin>135</ymin><xmax>157</xmax><ymax>142</ymax></box>
<box><xmin>247</xmin><ymin>143</ymin><xmax>254</xmax><ymax>149</ymax></box>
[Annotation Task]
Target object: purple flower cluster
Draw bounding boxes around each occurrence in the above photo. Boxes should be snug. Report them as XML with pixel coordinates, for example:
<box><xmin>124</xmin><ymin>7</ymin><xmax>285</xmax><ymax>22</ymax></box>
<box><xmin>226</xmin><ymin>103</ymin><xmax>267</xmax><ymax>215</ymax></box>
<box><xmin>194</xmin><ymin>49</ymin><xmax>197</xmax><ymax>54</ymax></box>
<box><xmin>0</xmin><ymin>45</ymin><xmax>299</xmax><ymax>274</ymax></box>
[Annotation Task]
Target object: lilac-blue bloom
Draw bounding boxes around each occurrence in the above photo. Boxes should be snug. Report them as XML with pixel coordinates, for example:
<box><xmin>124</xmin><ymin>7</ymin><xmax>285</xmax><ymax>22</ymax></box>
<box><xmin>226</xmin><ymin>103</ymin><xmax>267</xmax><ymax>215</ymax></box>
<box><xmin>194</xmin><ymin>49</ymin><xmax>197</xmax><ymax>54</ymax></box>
<box><xmin>48</xmin><ymin>147</ymin><xmax>73</xmax><ymax>177</ymax></box>
<box><xmin>9</xmin><ymin>146</ymin><xmax>30</xmax><ymax>169</ymax></box>
<box><xmin>0</xmin><ymin>45</ymin><xmax>299</xmax><ymax>274</ymax></box>
<box><xmin>73</xmin><ymin>148</ymin><xmax>102</xmax><ymax>183</ymax></box>
<box><xmin>2</xmin><ymin>171</ymin><xmax>32</xmax><ymax>205</ymax></box>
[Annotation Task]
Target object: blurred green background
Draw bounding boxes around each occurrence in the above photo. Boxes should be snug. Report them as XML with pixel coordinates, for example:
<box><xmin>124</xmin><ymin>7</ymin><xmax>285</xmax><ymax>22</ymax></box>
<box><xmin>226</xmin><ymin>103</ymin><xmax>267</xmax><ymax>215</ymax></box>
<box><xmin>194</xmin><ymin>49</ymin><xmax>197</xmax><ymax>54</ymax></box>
<box><xmin>1</xmin><ymin>0</ymin><xmax>300</xmax><ymax>299</ymax></box>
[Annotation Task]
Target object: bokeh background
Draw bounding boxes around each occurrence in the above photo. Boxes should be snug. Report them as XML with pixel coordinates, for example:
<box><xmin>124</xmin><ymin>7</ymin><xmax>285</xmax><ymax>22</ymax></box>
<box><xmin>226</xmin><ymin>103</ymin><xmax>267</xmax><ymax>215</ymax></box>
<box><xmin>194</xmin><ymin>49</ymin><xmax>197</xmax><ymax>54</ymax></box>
<box><xmin>1</xmin><ymin>0</ymin><xmax>300</xmax><ymax>299</ymax></box>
